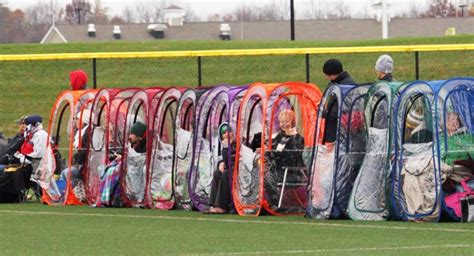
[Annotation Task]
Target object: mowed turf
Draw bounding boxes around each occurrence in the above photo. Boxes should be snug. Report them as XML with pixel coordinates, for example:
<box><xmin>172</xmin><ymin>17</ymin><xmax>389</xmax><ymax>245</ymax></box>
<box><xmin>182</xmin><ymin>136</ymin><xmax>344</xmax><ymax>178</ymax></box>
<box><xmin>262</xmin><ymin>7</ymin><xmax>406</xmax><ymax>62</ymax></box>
<box><xmin>1</xmin><ymin>36</ymin><xmax>474</xmax><ymax>136</ymax></box>
<box><xmin>0</xmin><ymin>203</ymin><xmax>473</xmax><ymax>255</ymax></box>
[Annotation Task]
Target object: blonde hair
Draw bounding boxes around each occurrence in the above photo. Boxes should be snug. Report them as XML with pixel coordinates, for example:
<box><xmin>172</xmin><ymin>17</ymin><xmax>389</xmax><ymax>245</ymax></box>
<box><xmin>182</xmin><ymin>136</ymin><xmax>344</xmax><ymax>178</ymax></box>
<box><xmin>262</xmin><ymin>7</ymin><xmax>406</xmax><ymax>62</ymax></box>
<box><xmin>278</xmin><ymin>109</ymin><xmax>296</xmax><ymax>127</ymax></box>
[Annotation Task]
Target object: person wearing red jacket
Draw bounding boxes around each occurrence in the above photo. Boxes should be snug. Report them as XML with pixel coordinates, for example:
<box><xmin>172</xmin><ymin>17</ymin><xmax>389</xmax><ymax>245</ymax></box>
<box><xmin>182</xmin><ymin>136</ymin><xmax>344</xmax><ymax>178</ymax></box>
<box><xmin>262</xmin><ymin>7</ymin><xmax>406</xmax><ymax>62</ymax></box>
<box><xmin>69</xmin><ymin>69</ymin><xmax>88</xmax><ymax>90</ymax></box>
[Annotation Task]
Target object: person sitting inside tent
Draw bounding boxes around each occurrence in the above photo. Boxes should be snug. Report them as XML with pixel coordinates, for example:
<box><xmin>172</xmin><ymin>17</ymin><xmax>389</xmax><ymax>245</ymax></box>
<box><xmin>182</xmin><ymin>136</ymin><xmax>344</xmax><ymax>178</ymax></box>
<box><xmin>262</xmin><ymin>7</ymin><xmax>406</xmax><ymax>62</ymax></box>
<box><xmin>70</xmin><ymin>69</ymin><xmax>88</xmax><ymax>91</ymax></box>
<box><xmin>0</xmin><ymin>115</ymin><xmax>48</xmax><ymax>203</ymax></box>
<box><xmin>59</xmin><ymin>110</ymin><xmax>91</xmax><ymax>189</ymax></box>
<box><xmin>0</xmin><ymin>115</ymin><xmax>28</xmax><ymax>174</ymax></box>
<box><xmin>375</xmin><ymin>54</ymin><xmax>395</xmax><ymax>82</ymax></box>
<box><xmin>443</xmin><ymin>112</ymin><xmax>474</xmax><ymax>170</ymax></box>
<box><xmin>265</xmin><ymin>109</ymin><xmax>306</xmax><ymax>209</ymax></box>
<box><xmin>208</xmin><ymin>122</ymin><xmax>236</xmax><ymax>214</ymax></box>
<box><xmin>128</xmin><ymin>122</ymin><xmax>147</xmax><ymax>154</ymax></box>
<box><xmin>95</xmin><ymin>121</ymin><xmax>147</xmax><ymax>207</ymax></box>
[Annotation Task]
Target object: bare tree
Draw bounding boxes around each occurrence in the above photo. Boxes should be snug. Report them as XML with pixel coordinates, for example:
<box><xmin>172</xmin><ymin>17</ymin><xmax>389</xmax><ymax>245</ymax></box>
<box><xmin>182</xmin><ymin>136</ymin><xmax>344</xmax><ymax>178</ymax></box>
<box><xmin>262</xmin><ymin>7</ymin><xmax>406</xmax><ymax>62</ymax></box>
<box><xmin>133</xmin><ymin>1</ymin><xmax>152</xmax><ymax>23</ymax></box>
<box><xmin>0</xmin><ymin>5</ymin><xmax>27</xmax><ymax>43</ymax></box>
<box><xmin>183</xmin><ymin>6</ymin><xmax>200</xmax><ymax>22</ymax></box>
<box><xmin>110</xmin><ymin>15</ymin><xmax>124</xmax><ymax>24</ymax></box>
<box><xmin>64</xmin><ymin>0</ymin><xmax>92</xmax><ymax>24</ymax></box>
<box><xmin>327</xmin><ymin>0</ymin><xmax>351</xmax><ymax>19</ymax></box>
<box><xmin>122</xmin><ymin>5</ymin><xmax>135</xmax><ymax>23</ymax></box>
<box><xmin>89</xmin><ymin>0</ymin><xmax>109</xmax><ymax>24</ymax></box>
<box><xmin>302</xmin><ymin>0</ymin><xmax>327</xmax><ymax>20</ymax></box>
<box><xmin>423</xmin><ymin>0</ymin><xmax>456</xmax><ymax>17</ymax></box>
<box><xmin>257</xmin><ymin>0</ymin><xmax>289</xmax><ymax>21</ymax></box>
<box><xmin>24</xmin><ymin>2</ymin><xmax>56</xmax><ymax>42</ymax></box>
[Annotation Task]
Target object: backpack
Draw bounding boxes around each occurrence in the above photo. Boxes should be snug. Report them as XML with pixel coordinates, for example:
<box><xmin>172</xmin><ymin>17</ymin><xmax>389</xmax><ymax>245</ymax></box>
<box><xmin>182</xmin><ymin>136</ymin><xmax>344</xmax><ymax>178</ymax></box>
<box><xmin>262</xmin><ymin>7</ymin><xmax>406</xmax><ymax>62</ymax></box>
<box><xmin>445</xmin><ymin>178</ymin><xmax>474</xmax><ymax>222</ymax></box>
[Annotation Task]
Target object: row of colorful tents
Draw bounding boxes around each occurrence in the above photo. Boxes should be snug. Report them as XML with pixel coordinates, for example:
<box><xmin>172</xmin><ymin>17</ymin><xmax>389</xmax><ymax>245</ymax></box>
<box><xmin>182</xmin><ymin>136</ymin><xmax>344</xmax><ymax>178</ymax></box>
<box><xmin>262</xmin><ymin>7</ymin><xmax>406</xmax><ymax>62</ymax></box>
<box><xmin>32</xmin><ymin>78</ymin><xmax>474</xmax><ymax>222</ymax></box>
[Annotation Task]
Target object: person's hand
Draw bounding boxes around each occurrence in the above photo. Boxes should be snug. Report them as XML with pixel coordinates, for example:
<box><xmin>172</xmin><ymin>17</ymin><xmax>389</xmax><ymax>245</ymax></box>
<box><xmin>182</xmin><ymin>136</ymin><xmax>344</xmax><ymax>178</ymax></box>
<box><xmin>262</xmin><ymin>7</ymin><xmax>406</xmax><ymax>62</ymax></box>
<box><xmin>218</xmin><ymin>162</ymin><xmax>225</xmax><ymax>173</ymax></box>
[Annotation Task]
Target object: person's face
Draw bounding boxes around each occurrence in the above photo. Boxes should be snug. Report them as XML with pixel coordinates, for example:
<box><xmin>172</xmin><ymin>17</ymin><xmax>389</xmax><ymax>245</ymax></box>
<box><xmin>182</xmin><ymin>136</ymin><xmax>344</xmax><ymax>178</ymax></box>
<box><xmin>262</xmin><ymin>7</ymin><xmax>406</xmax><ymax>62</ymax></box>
<box><xmin>376</xmin><ymin>71</ymin><xmax>385</xmax><ymax>79</ymax></box>
<box><xmin>128</xmin><ymin>133</ymin><xmax>142</xmax><ymax>145</ymax></box>
<box><xmin>74</xmin><ymin>117</ymin><xmax>81</xmax><ymax>129</ymax></box>
<box><xmin>222</xmin><ymin>130</ymin><xmax>233</xmax><ymax>143</ymax></box>
<box><xmin>446</xmin><ymin>113</ymin><xmax>460</xmax><ymax>135</ymax></box>
<box><xmin>324</xmin><ymin>74</ymin><xmax>337</xmax><ymax>81</ymax></box>
<box><xmin>279</xmin><ymin>116</ymin><xmax>293</xmax><ymax>131</ymax></box>
<box><xmin>19</xmin><ymin>122</ymin><xmax>26</xmax><ymax>133</ymax></box>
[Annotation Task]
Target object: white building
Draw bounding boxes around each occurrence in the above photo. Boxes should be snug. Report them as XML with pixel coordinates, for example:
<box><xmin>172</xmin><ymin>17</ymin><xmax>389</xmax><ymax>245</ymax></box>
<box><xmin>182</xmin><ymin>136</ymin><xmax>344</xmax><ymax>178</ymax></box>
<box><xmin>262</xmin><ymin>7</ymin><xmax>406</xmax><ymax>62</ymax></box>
<box><xmin>163</xmin><ymin>5</ymin><xmax>186</xmax><ymax>26</ymax></box>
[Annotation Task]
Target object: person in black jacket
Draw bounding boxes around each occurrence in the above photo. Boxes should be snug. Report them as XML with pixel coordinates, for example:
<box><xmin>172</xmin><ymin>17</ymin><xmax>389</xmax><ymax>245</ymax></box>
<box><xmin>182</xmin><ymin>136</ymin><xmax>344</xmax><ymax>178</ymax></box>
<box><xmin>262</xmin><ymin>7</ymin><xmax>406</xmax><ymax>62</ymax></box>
<box><xmin>321</xmin><ymin>59</ymin><xmax>357</xmax><ymax>143</ymax></box>
<box><xmin>208</xmin><ymin>122</ymin><xmax>236</xmax><ymax>214</ymax></box>
<box><xmin>0</xmin><ymin>115</ymin><xmax>28</xmax><ymax>173</ymax></box>
<box><xmin>322</xmin><ymin>59</ymin><xmax>357</xmax><ymax>86</ymax></box>
<box><xmin>269</xmin><ymin>109</ymin><xmax>305</xmax><ymax>181</ymax></box>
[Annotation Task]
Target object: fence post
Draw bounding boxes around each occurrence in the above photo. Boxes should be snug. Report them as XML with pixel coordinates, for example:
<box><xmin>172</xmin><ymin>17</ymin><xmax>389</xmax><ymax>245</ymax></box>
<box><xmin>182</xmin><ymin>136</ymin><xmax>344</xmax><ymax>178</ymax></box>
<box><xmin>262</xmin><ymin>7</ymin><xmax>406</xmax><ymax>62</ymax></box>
<box><xmin>415</xmin><ymin>51</ymin><xmax>419</xmax><ymax>80</ymax></box>
<box><xmin>197</xmin><ymin>56</ymin><xmax>202</xmax><ymax>86</ymax></box>
<box><xmin>305</xmin><ymin>54</ymin><xmax>310</xmax><ymax>83</ymax></box>
<box><xmin>92</xmin><ymin>58</ymin><xmax>97</xmax><ymax>89</ymax></box>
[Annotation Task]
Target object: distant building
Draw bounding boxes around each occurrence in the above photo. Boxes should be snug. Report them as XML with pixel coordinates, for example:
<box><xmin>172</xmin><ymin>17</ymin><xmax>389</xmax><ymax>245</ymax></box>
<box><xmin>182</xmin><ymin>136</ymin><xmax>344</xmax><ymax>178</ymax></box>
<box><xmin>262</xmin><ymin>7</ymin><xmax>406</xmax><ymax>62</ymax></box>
<box><xmin>40</xmin><ymin>18</ymin><xmax>474</xmax><ymax>44</ymax></box>
<box><xmin>163</xmin><ymin>5</ymin><xmax>186</xmax><ymax>26</ymax></box>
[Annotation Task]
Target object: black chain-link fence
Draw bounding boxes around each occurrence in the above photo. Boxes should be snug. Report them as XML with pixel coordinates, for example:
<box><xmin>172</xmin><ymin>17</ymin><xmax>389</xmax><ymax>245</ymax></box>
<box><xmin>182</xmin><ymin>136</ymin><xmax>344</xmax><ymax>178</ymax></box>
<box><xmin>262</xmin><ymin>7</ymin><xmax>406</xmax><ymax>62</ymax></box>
<box><xmin>1</xmin><ymin>48</ymin><xmax>473</xmax><ymax>136</ymax></box>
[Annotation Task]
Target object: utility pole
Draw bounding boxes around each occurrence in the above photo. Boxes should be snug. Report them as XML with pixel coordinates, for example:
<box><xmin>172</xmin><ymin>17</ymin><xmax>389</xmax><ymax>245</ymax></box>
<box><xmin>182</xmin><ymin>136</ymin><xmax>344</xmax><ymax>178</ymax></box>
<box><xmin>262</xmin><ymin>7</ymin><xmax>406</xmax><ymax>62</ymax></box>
<box><xmin>290</xmin><ymin>0</ymin><xmax>295</xmax><ymax>40</ymax></box>
<box><xmin>240</xmin><ymin>5</ymin><xmax>244</xmax><ymax>41</ymax></box>
<box><xmin>381</xmin><ymin>0</ymin><xmax>388</xmax><ymax>39</ymax></box>
<box><xmin>75</xmin><ymin>0</ymin><xmax>84</xmax><ymax>25</ymax></box>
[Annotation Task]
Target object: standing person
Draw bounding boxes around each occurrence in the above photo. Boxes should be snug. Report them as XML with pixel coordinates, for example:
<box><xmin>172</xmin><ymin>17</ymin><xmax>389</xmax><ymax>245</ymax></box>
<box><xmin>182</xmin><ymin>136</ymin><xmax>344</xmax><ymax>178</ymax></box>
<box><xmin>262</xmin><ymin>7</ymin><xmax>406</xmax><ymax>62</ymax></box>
<box><xmin>322</xmin><ymin>59</ymin><xmax>357</xmax><ymax>85</ymax></box>
<box><xmin>375</xmin><ymin>54</ymin><xmax>395</xmax><ymax>82</ymax></box>
<box><xmin>70</xmin><ymin>69</ymin><xmax>88</xmax><ymax>91</ymax></box>
<box><xmin>208</xmin><ymin>122</ymin><xmax>236</xmax><ymax>214</ymax></box>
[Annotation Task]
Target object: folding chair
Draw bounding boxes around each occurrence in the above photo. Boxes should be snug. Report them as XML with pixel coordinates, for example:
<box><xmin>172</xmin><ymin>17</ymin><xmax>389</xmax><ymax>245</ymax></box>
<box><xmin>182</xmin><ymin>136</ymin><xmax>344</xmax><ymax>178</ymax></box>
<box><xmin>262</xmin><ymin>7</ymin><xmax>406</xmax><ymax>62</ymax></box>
<box><xmin>277</xmin><ymin>166</ymin><xmax>308</xmax><ymax>208</ymax></box>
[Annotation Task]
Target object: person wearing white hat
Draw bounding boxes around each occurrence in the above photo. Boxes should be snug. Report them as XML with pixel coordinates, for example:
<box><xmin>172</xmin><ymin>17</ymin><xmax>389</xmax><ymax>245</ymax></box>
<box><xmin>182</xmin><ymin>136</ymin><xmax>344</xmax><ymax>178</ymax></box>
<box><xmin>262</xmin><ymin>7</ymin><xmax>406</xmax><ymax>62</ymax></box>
<box><xmin>375</xmin><ymin>54</ymin><xmax>395</xmax><ymax>82</ymax></box>
<box><xmin>60</xmin><ymin>109</ymin><xmax>92</xmax><ymax>188</ymax></box>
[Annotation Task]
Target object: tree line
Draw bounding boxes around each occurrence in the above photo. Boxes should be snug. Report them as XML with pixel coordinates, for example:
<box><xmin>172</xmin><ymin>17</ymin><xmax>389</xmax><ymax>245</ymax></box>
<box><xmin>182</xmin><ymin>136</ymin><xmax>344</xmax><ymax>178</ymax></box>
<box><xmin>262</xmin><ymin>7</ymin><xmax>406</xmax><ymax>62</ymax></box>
<box><xmin>0</xmin><ymin>0</ymin><xmax>472</xmax><ymax>43</ymax></box>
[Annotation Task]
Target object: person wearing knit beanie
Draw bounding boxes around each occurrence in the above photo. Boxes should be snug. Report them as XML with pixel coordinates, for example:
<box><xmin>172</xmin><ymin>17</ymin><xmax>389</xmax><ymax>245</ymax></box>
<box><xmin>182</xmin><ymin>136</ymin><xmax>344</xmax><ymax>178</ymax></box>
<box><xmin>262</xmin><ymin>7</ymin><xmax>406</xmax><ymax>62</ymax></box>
<box><xmin>322</xmin><ymin>58</ymin><xmax>356</xmax><ymax>85</ymax></box>
<box><xmin>375</xmin><ymin>54</ymin><xmax>395</xmax><ymax>82</ymax></box>
<box><xmin>129</xmin><ymin>122</ymin><xmax>147</xmax><ymax>153</ymax></box>
<box><xmin>70</xmin><ymin>70</ymin><xmax>88</xmax><ymax>90</ymax></box>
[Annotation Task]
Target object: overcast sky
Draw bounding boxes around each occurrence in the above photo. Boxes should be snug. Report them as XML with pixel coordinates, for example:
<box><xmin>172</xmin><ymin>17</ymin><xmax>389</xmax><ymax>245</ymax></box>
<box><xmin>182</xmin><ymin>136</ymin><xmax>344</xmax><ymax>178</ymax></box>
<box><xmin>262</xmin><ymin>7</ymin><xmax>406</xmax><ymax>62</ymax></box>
<box><xmin>3</xmin><ymin>0</ymin><xmax>469</xmax><ymax>18</ymax></box>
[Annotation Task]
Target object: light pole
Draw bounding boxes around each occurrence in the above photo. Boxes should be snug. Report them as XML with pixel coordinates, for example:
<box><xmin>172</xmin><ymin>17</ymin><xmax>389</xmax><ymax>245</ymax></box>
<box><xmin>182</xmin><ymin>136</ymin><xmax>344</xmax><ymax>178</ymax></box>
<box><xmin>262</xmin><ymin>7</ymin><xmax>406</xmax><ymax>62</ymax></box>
<box><xmin>290</xmin><ymin>0</ymin><xmax>295</xmax><ymax>40</ymax></box>
<box><xmin>381</xmin><ymin>0</ymin><xmax>388</xmax><ymax>39</ymax></box>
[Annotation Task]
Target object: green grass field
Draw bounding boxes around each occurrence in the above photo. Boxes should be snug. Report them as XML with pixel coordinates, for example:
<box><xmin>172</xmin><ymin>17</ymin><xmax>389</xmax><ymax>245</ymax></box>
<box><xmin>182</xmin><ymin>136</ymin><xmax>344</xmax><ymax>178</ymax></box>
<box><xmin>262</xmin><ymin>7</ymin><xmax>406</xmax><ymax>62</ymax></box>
<box><xmin>0</xmin><ymin>203</ymin><xmax>473</xmax><ymax>255</ymax></box>
<box><xmin>1</xmin><ymin>36</ymin><xmax>474</xmax><ymax>255</ymax></box>
<box><xmin>1</xmin><ymin>36</ymin><xmax>474</xmax><ymax>136</ymax></box>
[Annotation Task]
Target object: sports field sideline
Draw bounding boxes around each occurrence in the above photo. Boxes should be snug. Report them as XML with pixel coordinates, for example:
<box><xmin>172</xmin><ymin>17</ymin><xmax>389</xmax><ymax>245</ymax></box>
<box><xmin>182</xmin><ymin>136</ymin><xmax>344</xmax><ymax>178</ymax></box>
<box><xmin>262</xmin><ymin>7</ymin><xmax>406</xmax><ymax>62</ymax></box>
<box><xmin>0</xmin><ymin>203</ymin><xmax>473</xmax><ymax>255</ymax></box>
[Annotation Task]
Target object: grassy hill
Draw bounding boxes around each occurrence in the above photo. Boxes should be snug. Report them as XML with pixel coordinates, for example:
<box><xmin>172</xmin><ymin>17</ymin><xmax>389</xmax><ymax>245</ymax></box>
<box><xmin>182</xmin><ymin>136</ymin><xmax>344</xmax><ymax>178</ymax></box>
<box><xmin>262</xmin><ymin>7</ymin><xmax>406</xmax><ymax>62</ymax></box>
<box><xmin>1</xmin><ymin>35</ymin><xmax>474</xmax><ymax>54</ymax></box>
<box><xmin>0</xmin><ymin>35</ymin><xmax>473</xmax><ymax>136</ymax></box>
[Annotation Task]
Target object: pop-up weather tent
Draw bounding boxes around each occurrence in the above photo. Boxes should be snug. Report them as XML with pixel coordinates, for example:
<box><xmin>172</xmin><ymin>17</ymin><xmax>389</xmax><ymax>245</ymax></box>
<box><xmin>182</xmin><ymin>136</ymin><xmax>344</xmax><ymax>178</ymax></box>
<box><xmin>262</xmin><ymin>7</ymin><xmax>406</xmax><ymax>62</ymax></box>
<box><xmin>147</xmin><ymin>87</ymin><xmax>185</xmax><ymax>209</ymax></box>
<box><xmin>173</xmin><ymin>88</ymin><xmax>207</xmax><ymax>210</ymax></box>
<box><xmin>188</xmin><ymin>85</ymin><xmax>247</xmax><ymax>212</ymax></box>
<box><xmin>85</xmin><ymin>88</ymin><xmax>140</xmax><ymax>206</ymax></box>
<box><xmin>307</xmin><ymin>84</ymin><xmax>370</xmax><ymax>219</ymax></box>
<box><xmin>33</xmin><ymin>89</ymin><xmax>96</xmax><ymax>205</ymax></box>
<box><xmin>119</xmin><ymin>88</ymin><xmax>157</xmax><ymax>207</ymax></box>
<box><xmin>345</xmin><ymin>81</ymin><xmax>405</xmax><ymax>220</ymax></box>
<box><xmin>392</xmin><ymin>78</ymin><xmax>474</xmax><ymax>222</ymax></box>
<box><xmin>233</xmin><ymin>82</ymin><xmax>322</xmax><ymax>216</ymax></box>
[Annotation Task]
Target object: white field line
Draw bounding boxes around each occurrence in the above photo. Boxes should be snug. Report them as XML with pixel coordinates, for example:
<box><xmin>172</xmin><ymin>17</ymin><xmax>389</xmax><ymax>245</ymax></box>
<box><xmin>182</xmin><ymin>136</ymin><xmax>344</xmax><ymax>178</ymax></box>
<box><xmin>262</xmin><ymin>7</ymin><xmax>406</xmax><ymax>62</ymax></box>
<box><xmin>184</xmin><ymin>244</ymin><xmax>474</xmax><ymax>256</ymax></box>
<box><xmin>0</xmin><ymin>209</ymin><xmax>473</xmax><ymax>234</ymax></box>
